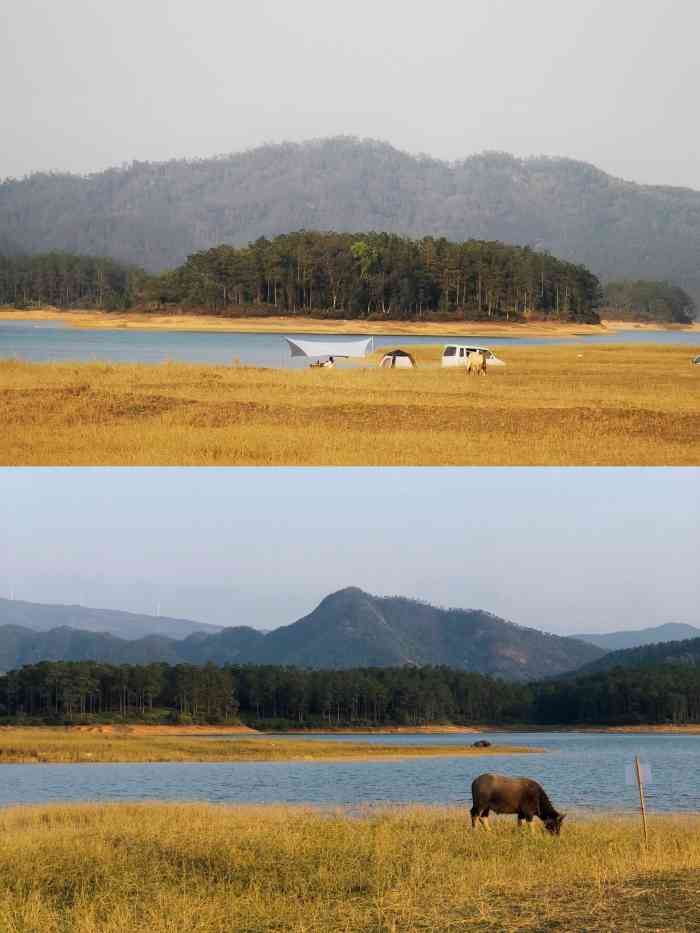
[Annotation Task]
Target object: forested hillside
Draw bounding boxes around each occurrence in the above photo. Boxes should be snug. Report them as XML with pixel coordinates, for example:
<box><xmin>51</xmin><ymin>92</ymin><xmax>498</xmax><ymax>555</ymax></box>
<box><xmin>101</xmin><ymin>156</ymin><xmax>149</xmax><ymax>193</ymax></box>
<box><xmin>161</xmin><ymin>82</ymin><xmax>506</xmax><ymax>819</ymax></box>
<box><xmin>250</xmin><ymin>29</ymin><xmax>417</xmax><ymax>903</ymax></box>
<box><xmin>149</xmin><ymin>231</ymin><xmax>601</xmax><ymax>321</ymax></box>
<box><xmin>602</xmin><ymin>281</ymin><xmax>696</xmax><ymax>324</ymax></box>
<box><xmin>2</xmin><ymin>138</ymin><xmax>699</xmax><ymax>306</ymax></box>
<box><xmin>573</xmin><ymin>635</ymin><xmax>700</xmax><ymax>676</ymax></box>
<box><xmin>0</xmin><ymin>624</ymin><xmax>262</xmax><ymax>671</ymax></box>
<box><xmin>0</xmin><ymin>253</ymin><xmax>143</xmax><ymax>309</ymax></box>
<box><xmin>0</xmin><ymin>589</ymin><xmax>603</xmax><ymax>680</ymax></box>
<box><xmin>2</xmin><ymin>660</ymin><xmax>699</xmax><ymax>726</ymax></box>
<box><xmin>239</xmin><ymin>588</ymin><xmax>603</xmax><ymax>679</ymax></box>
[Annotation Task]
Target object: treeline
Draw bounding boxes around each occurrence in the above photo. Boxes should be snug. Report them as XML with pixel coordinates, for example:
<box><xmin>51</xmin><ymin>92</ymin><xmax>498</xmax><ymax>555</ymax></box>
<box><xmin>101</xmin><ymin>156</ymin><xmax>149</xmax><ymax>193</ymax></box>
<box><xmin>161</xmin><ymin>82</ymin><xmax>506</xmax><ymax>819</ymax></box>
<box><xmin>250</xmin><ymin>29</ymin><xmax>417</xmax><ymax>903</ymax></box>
<box><xmin>0</xmin><ymin>253</ymin><xmax>144</xmax><ymax>310</ymax></box>
<box><xmin>2</xmin><ymin>661</ymin><xmax>700</xmax><ymax>726</ymax></box>
<box><xmin>602</xmin><ymin>280</ymin><xmax>696</xmax><ymax>324</ymax></box>
<box><xmin>0</xmin><ymin>662</ymin><xmax>239</xmax><ymax>722</ymax></box>
<box><xmin>534</xmin><ymin>665</ymin><xmax>700</xmax><ymax>724</ymax></box>
<box><xmin>144</xmin><ymin>231</ymin><xmax>602</xmax><ymax>322</ymax></box>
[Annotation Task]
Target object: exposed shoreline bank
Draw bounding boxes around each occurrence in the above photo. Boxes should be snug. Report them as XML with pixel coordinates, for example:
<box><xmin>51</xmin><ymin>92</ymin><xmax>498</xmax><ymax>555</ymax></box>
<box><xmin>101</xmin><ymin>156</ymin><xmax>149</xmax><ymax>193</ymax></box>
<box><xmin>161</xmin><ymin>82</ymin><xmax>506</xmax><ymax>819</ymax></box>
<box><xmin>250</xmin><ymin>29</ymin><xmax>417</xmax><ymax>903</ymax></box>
<box><xmin>2</xmin><ymin>306</ymin><xmax>697</xmax><ymax>337</ymax></box>
<box><xmin>0</xmin><ymin>727</ymin><xmax>541</xmax><ymax>764</ymax></box>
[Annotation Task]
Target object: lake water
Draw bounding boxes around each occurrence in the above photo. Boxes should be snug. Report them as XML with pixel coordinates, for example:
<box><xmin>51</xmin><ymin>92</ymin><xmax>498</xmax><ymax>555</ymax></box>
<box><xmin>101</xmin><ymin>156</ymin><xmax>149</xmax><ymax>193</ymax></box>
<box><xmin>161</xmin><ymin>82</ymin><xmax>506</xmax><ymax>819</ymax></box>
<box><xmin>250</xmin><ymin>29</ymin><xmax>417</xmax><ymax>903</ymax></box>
<box><xmin>1</xmin><ymin>320</ymin><xmax>698</xmax><ymax>368</ymax></box>
<box><xmin>1</xmin><ymin>732</ymin><xmax>698</xmax><ymax>813</ymax></box>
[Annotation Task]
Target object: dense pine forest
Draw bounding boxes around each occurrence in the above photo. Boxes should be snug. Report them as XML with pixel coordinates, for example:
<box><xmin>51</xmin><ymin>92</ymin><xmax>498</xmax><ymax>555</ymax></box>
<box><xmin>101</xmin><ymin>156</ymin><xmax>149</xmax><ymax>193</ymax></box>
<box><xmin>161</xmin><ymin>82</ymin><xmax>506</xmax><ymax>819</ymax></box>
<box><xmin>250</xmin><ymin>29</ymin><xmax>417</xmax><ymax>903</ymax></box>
<box><xmin>2</xmin><ymin>239</ymin><xmax>697</xmax><ymax>325</ymax></box>
<box><xmin>2</xmin><ymin>661</ymin><xmax>699</xmax><ymax>727</ymax></box>
<box><xmin>146</xmin><ymin>231</ymin><xmax>602</xmax><ymax>321</ymax></box>
<box><xmin>0</xmin><ymin>252</ymin><xmax>143</xmax><ymax>310</ymax></box>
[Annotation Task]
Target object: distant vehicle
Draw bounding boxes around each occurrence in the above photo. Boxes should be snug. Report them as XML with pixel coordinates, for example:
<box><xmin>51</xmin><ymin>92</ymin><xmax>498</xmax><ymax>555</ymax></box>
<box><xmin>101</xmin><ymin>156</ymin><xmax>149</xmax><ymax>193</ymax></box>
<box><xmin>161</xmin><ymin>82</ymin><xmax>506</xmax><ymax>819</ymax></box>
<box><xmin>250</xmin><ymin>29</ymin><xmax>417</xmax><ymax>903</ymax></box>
<box><xmin>693</xmin><ymin>355</ymin><xmax>700</xmax><ymax>365</ymax></box>
<box><xmin>441</xmin><ymin>345</ymin><xmax>506</xmax><ymax>368</ymax></box>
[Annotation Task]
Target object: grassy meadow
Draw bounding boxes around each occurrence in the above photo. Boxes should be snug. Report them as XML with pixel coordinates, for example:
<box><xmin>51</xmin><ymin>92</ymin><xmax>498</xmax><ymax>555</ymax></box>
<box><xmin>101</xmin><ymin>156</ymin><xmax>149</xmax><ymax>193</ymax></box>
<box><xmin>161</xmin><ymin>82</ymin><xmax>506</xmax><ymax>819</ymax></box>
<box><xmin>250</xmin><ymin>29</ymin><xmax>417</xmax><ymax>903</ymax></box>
<box><xmin>1</xmin><ymin>343</ymin><xmax>698</xmax><ymax>465</ymax></box>
<box><xmin>0</xmin><ymin>803</ymin><xmax>698</xmax><ymax>932</ymax></box>
<box><xmin>0</xmin><ymin>728</ymin><xmax>537</xmax><ymax>764</ymax></box>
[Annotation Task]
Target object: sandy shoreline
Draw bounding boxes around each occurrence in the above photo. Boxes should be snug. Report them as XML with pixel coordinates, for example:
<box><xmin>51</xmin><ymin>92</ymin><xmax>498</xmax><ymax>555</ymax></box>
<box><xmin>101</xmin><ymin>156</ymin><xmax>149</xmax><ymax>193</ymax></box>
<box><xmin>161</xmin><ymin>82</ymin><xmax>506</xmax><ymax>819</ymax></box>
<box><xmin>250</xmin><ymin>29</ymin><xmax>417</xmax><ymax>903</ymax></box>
<box><xmin>271</xmin><ymin>725</ymin><xmax>481</xmax><ymax>735</ymax></box>
<box><xmin>64</xmin><ymin>723</ymin><xmax>700</xmax><ymax>737</ymax></box>
<box><xmin>265</xmin><ymin>724</ymin><xmax>700</xmax><ymax>735</ymax></box>
<box><xmin>2</xmin><ymin>306</ymin><xmax>697</xmax><ymax>337</ymax></box>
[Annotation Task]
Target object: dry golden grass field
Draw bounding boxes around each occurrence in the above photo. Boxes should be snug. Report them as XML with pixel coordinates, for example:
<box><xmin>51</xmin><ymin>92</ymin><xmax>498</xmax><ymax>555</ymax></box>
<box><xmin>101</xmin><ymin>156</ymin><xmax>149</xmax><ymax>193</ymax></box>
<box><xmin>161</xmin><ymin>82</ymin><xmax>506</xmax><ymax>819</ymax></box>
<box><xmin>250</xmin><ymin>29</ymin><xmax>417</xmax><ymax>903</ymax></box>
<box><xmin>0</xmin><ymin>803</ymin><xmax>698</xmax><ymax>932</ymax></box>
<box><xmin>0</xmin><ymin>728</ymin><xmax>538</xmax><ymax>764</ymax></box>
<box><xmin>1</xmin><ymin>344</ymin><xmax>698</xmax><ymax>465</ymax></box>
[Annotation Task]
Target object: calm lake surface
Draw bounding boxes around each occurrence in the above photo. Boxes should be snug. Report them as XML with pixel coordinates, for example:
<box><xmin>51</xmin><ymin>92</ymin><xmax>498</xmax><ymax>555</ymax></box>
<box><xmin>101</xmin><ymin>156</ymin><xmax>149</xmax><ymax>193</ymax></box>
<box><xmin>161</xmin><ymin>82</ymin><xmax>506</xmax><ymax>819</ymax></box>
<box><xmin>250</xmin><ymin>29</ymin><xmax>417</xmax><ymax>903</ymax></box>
<box><xmin>1</xmin><ymin>732</ymin><xmax>698</xmax><ymax>813</ymax></box>
<box><xmin>1</xmin><ymin>320</ymin><xmax>698</xmax><ymax>367</ymax></box>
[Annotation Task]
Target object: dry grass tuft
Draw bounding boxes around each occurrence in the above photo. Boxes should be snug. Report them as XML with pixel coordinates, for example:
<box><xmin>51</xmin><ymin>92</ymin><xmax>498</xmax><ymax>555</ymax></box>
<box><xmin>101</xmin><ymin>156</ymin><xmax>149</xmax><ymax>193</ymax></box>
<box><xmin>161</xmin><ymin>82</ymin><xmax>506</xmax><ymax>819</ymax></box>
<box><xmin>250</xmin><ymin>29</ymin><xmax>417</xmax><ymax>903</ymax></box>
<box><xmin>0</xmin><ymin>803</ymin><xmax>698</xmax><ymax>931</ymax></box>
<box><xmin>1</xmin><ymin>344</ymin><xmax>698</xmax><ymax>465</ymax></box>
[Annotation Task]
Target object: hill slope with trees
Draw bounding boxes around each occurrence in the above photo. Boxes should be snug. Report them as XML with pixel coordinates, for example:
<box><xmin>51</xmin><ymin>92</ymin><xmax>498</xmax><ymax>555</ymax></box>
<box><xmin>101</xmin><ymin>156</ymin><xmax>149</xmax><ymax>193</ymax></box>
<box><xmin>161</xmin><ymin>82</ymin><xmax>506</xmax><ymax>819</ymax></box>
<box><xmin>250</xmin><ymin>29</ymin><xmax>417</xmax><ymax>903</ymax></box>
<box><xmin>572</xmin><ymin>636</ymin><xmax>700</xmax><ymax>676</ymax></box>
<box><xmin>2</xmin><ymin>138</ymin><xmax>699</xmax><ymax>306</ymax></box>
<box><xmin>0</xmin><ymin>589</ymin><xmax>604</xmax><ymax>681</ymax></box>
<box><xmin>601</xmin><ymin>281</ymin><xmax>696</xmax><ymax>324</ymax></box>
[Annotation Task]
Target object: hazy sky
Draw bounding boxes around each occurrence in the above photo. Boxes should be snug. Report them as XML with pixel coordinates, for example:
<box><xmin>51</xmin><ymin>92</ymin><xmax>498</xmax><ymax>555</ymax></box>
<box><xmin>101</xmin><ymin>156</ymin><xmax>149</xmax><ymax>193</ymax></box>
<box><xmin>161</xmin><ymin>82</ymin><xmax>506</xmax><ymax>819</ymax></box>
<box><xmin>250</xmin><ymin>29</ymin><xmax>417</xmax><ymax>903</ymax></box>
<box><xmin>1</xmin><ymin>468</ymin><xmax>697</xmax><ymax>634</ymax></box>
<box><xmin>2</xmin><ymin>0</ymin><xmax>700</xmax><ymax>187</ymax></box>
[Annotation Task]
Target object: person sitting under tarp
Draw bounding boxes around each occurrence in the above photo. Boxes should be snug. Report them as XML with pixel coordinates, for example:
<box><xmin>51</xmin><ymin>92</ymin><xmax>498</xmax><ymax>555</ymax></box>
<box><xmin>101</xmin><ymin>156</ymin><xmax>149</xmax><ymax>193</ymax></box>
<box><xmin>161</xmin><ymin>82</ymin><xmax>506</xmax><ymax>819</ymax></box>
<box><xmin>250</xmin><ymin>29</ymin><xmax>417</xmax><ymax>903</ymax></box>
<box><xmin>311</xmin><ymin>356</ymin><xmax>336</xmax><ymax>368</ymax></box>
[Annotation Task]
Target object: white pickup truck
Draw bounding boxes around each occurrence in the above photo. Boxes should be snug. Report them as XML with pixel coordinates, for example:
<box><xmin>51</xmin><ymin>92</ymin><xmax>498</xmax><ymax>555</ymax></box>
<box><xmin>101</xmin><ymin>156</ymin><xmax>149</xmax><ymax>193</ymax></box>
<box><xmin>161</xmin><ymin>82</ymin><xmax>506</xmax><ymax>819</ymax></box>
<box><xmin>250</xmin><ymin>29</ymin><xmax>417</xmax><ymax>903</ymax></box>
<box><xmin>441</xmin><ymin>345</ymin><xmax>506</xmax><ymax>368</ymax></box>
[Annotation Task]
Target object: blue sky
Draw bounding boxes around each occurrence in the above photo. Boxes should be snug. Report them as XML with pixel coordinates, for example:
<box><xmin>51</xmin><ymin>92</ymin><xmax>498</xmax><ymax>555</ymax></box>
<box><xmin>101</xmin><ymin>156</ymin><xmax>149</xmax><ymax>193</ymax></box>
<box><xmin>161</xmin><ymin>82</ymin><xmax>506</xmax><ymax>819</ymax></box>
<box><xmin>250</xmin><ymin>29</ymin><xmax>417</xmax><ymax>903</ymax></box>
<box><xmin>1</xmin><ymin>468</ymin><xmax>697</xmax><ymax>634</ymax></box>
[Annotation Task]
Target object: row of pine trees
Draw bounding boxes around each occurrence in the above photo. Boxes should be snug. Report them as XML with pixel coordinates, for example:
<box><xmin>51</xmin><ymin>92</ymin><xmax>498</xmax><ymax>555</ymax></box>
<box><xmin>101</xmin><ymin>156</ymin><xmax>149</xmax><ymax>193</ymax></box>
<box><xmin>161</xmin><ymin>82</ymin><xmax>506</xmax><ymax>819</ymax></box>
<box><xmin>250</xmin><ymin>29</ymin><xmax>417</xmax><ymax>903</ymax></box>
<box><xmin>2</xmin><ymin>662</ymin><xmax>699</xmax><ymax>726</ymax></box>
<box><xmin>0</xmin><ymin>231</ymin><xmax>603</xmax><ymax>321</ymax></box>
<box><xmin>146</xmin><ymin>231</ymin><xmax>602</xmax><ymax>321</ymax></box>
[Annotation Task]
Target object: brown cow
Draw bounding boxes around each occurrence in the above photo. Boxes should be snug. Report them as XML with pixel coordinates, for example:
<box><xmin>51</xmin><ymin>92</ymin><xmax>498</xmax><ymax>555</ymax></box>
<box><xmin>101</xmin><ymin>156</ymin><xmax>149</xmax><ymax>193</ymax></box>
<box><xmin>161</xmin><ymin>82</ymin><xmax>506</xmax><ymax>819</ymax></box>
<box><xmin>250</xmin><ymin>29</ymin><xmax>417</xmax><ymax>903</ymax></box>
<box><xmin>470</xmin><ymin>773</ymin><xmax>566</xmax><ymax>834</ymax></box>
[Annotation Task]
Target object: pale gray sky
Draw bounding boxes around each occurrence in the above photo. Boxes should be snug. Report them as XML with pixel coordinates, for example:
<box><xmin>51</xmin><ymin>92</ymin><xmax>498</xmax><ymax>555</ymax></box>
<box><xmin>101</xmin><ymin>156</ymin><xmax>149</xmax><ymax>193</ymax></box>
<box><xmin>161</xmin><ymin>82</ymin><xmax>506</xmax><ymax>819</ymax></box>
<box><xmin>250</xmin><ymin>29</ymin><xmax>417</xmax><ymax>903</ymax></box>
<box><xmin>1</xmin><ymin>469</ymin><xmax>697</xmax><ymax>635</ymax></box>
<box><xmin>2</xmin><ymin>0</ymin><xmax>699</xmax><ymax>187</ymax></box>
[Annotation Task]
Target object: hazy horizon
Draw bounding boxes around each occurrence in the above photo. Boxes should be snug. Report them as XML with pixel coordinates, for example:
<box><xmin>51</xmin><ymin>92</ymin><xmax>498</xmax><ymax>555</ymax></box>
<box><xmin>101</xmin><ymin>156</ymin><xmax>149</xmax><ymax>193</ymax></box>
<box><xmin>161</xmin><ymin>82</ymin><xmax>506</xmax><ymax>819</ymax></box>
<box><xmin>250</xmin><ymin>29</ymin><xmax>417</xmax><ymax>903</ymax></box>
<box><xmin>3</xmin><ymin>0</ymin><xmax>700</xmax><ymax>188</ymax></box>
<box><xmin>2</xmin><ymin>468</ymin><xmax>697</xmax><ymax>635</ymax></box>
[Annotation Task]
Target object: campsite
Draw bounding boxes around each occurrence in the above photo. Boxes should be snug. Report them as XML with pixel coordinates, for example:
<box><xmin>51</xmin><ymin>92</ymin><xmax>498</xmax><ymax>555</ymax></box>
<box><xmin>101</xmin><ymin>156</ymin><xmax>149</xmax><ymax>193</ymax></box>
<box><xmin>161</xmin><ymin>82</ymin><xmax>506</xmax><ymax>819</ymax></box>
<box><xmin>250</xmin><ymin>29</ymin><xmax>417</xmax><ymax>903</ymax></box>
<box><xmin>1</xmin><ymin>342</ymin><xmax>697</xmax><ymax>466</ymax></box>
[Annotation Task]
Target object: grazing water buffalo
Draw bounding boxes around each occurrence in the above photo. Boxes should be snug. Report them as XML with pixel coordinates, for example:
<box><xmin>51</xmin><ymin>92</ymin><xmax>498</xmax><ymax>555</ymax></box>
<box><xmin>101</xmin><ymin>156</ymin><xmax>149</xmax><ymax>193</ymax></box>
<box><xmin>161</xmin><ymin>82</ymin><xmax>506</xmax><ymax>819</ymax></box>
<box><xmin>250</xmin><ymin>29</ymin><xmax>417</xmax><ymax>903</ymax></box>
<box><xmin>466</xmin><ymin>351</ymin><xmax>487</xmax><ymax>376</ymax></box>
<box><xmin>470</xmin><ymin>773</ymin><xmax>566</xmax><ymax>835</ymax></box>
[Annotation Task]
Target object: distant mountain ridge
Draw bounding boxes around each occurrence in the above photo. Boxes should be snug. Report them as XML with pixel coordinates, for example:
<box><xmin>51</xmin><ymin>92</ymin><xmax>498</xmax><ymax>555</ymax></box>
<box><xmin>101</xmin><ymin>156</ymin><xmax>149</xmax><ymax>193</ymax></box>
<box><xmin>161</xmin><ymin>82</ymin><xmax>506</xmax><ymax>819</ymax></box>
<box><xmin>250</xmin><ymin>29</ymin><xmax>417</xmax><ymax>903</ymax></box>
<box><xmin>577</xmin><ymin>623</ymin><xmax>700</xmax><ymax>652</ymax></box>
<box><xmin>0</xmin><ymin>598</ymin><xmax>222</xmax><ymax>640</ymax></box>
<box><xmin>0</xmin><ymin>624</ymin><xmax>262</xmax><ymax>671</ymax></box>
<box><xmin>0</xmin><ymin>588</ymin><xmax>603</xmax><ymax>681</ymax></box>
<box><xmin>1</xmin><ymin>137</ymin><xmax>699</xmax><ymax>304</ymax></box>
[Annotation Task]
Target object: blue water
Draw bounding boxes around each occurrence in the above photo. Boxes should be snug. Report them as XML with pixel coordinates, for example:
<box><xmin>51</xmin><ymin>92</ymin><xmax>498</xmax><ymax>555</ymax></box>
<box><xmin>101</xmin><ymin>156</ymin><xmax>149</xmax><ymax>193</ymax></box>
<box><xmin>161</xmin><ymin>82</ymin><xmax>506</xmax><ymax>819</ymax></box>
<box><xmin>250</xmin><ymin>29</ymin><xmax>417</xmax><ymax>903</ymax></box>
<box><xmin>1</xmin><ymin>320</ymin><xmax>698</xmax><ymax>367</ymax></box>
<box><xmin>1</xmin><ymin>732</ymin><xmax>698</xmax><ymax>813</ymax></box>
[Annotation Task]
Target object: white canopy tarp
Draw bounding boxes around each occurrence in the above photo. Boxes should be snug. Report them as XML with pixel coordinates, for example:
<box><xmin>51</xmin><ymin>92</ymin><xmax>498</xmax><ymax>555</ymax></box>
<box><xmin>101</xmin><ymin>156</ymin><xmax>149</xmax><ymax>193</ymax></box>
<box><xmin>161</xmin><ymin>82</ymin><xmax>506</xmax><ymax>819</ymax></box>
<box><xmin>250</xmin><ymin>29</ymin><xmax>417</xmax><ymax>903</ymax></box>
<box><xmin>285</xmin><ymin>336</ymin><xmax>373</xmax><ymax>359</ymax></box>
